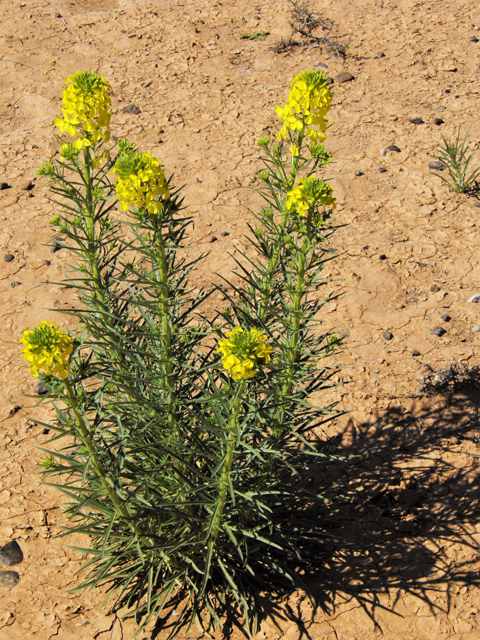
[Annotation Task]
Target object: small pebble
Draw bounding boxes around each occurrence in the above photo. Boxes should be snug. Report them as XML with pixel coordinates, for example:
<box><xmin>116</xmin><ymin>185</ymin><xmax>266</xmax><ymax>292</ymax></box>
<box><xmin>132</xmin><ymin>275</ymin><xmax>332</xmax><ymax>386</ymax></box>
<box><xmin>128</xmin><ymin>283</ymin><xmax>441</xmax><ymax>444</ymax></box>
<box><xmin>231</xmin><ymin>264</ymin><xmax>238</xmax><ymax>270</ymax></box>
<box><xmin>20</xmin><ymin>179</ymin><xmax>34</xmax><ymax>191</ymax></box>
<box><xmin>437</xmin><ymin>105</ymin><xmax>447</xmax><ymax>111</ymax></box>
<box><xmin>43</xmin><ymin>259</ymin><xmax>51</xmax><ymax>266</ymax></box>
<box><xmin>210</xmin><ymin>236</ymin><xmax>218</xmax><ymax>243</ymax></box>
<box><xmin>429</xmin><ymin>326</ymin><xmax>446</xmax><ymax>337</ymax></box>
<box><xmin>316</xmin><ymin>62</ymin><xmax>328</xmax><ymax>69</ymax></box>
<box><xmin>43</xmin><ymin>428</ymin><xmax>50</xmax><ymax>434</ymax></box>
<box><xmin>428</xmin><ymin>160</ymin><xmax>445</xmax><ymax>171</ymax></box>
<box><xmin>444</xmin><ymin>89</ymin><xmax>451</xmax><ymax>94</ymax></box>
<box><xmin>379</xmin><ymin>254</ymin><xmax>387</xmax><ymax>260</ymax></box>
<box><xmin>326</xmin><ymin>76</ymin><xmax>334</xmax><ymax>85</ymax></box>
<box><xmin>441</xmin><ymin>313</ymin><xmax>451</xmax><ymax>322</ymax></box>
<box><xmin>476</xmin><ymin>202</ymin><xmax>480</xmax><ymax>208</ymax></box>
<box><xmin>378</xmin><ymin>167</ymin><xmax>387</xmax><ymax>173</ymax></box>
<box><xmin>374</xmin><ymin>367</ymin><xmax>380</xmax><ymax>373</ymax></box>
<box><xmin>34</xmin><ymin>383</ymin><xmax>49</xmax><ymax>395</ymax></box>
<box><xmin>0</xmin><ymin>541</ymin><xmax>23</xmax><ymax>567</ymax></box>
<box><xmin>409</xmin><ymin>118</ymin><xmax>423</xmax><ymax>125</ymax></box>
<box><xmin>0</xmin><ymin>571</ymin><xmax>19</xmax><ymax>588</ymax></box>
<box><xmin>471</xmin><ymin>35</ymin><xmax>479</xmax><ymax>42</ymax></box>
<box><xmin>220</xmin><ymin>231</ymin><xmax>230</xmax><ymax>237</ymax></box>
<box><xmin>472</xmin><ymin>325</ymin><xmax>480</xmax><ymax>333</ymax></box>
<box><xmin>380</xmin><ymin>148</ymin><xmax>387</xmax><ymax>157</ymax></box>
<box><xmin>10</xmin><ymin>281</ymin><xmax>21</xmax><ymax>288</ymax></box>
<box><xmin>334</xmin><ymin>71</ymin><xmax>354</xmax><ymax>83</ymax></box>
<box><xmin>383</xmin><ymin>331</ymin><xmax>393</xmax><ymax>340</ymax></box>
<box><xmin>434</xmin><ymin>118</ymin><xmax>444</xmax><ymax>125</ymax></box>
<box><xmin>354</xmin><ymin>170</ymin><xmax>363</xmax><ymax>176</ymax></box>
<box><xmin>3</xmin><ymin>254</ymin><xmax>14</xmax><ymax>262</ymax></box>
<box><xmin>468</xmin><ymin>294</ymin><xmax>480</xmax><ymax>303</ymax></box>
<box><xmin>51</xmin><ymin>241</ymin><xmax>62</xmax><ymax>253</ymax></box>
<box><xmin>122</xmin><ymin>104</ymin><xmax>142</xmax><ymax>115</ymax></box>
<box><xmin>386</xmin><ymin>144</ymin><xmax>401</xmax><ymax>153</ymax></box>
<box><xmin>411</xmin><ymin>349</ymin><xmax>421</xmax><ymax>357</ymax></box>
<box><xmin>0</xmin><ymin>182</ymin><xmax>11</xmax><ymax>190</ymax></box>
<box><xmin>55</xmin><ymin>10</ymin><xmax>62</xmax><ymax>17</ymax></box>
<box><xmin>378</xmin><ymin>51</ymin><xmax>385</xmax><ymax>57</ymax></box>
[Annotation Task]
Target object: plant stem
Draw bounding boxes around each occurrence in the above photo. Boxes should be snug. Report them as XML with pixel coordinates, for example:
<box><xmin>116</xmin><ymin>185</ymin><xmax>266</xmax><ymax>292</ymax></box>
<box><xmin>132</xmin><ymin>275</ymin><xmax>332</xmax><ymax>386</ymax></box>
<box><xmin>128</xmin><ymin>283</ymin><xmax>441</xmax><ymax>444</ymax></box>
<box><xmin>208</xmin><ymin>379</ymin><xmax>245</xmax><ymax>544</ymax></box>
<box><xmin>63</xmin><ymin>379</ymin><xmax>153</xmax><ymax>547</ymax></box>
<box><xmin>83</xmin><ymin>146</ymin><xmax>104</xmax><ymax>303</ymax></box>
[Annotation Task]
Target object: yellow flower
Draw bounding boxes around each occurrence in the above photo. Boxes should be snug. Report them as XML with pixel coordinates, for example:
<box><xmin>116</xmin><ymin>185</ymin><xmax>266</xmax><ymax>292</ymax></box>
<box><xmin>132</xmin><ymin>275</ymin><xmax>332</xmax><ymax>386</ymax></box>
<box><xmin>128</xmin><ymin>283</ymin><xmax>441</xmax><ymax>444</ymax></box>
<box><xmin>217</xmin><ymin>327</ymin><xmax>272</xmax><ymax>380</ymax></box>
<box><xmin>290</xmin><ymin>144</ymin><xmax>299</xmax><ymax>157</ymax></box>
<box><xmin>286</xmin><ymin>177</ymin><xmax>336</xmax><ymax>217</ymax></box>
<box><xmin>113</xmin><ymin>151</ymin><xmax>170</xmax><ymax>215</ymax></box>
<box><xmin>55</xmin><ymin>71</ymin><xmax>111</xmax><ymax>147</ymax></box>
<box><xmin>20</xmin><ymin>321</ymin><xmax>73</xmax><ymax>379</ymax></box>
<box><xmin>275</xmin><ymin>70</ymin><xmax>332</xmax><ymax>144</ymax></box>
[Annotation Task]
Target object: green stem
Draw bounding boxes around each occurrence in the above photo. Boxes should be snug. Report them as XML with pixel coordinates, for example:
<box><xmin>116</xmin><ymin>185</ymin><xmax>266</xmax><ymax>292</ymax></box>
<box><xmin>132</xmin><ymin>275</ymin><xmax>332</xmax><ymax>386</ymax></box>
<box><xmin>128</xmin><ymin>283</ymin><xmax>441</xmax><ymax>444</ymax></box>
<box><xmin>209</xmin><ymin>379</ymin><xmax>245</xmax><ymax>544</ymax></box>
<box><xmin>64</xmin><ymin>380</ymin><xmax>153</xmax><ymax>547</ymax></box>
<box><xmin>83</xmin><ymin>146</ymin><xmax>104</xmax><ymax>303</ymax></box>
<box><xmin>155</xmin><ymin>231</ymin><xmax>176</xmax><ymax>432</ymax></box>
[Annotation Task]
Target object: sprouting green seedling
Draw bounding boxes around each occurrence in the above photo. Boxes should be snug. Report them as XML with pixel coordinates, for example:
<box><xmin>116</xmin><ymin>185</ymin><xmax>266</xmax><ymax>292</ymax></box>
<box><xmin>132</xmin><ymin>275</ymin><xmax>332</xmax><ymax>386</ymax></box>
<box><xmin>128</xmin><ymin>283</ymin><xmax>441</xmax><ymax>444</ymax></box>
<box><xmin>240</xmin><ymin>31</ymin><xmax>270</xmax><ymax>41</ymax></box>
<box><xmin>430</xmin><ymin>127</ymin><xmax>480</xmax><ymax>194</ymax></box>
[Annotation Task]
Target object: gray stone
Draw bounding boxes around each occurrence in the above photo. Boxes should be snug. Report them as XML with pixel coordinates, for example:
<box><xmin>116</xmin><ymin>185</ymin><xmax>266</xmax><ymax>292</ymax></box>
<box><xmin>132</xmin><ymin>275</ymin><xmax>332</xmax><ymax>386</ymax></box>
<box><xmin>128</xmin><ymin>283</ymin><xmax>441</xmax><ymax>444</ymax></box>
<box><xmin>0</xmin><ymin>182</ymin><xmax>11</xmax><ymax>190</ymax></box>
<box><xmin>20</xmin><ymin>180</ymin><xmax>34</xmax><ymax>191</ymax></box>
<box><xmin>468</xmin><ymin>294</ymin><xmax>480</xmax><ymax>303</ymax></box>
<box><xmin>411</xmin><ymin>349</ymin><xmax>421</xmax><ymax>357</ymax></box>
<box><xmin>379</xmin><ymin>254</ymin><xmax>387</xmax><ymax>260</ymax></box>
<box><xmin>378</xmin><ymin>51</ymin><xmax>385</xmax><ymax>57</ymax></box>
<box><xmin>441</xmin><ymin>313</ymin><xmax>451</xmax><ymax>322</ymax></box>
<box><xmin>434</xmin><ymin>118</ymin><xmax>444</xmax><ymax>125</ymax></box>
<box><xmin>472</xmin><ymin>325</ymin><xmax>480</xmax><ymax>333</ymax></box>
<box><xmin>437</xmin><ymin>105</ymin><xmax>447</xmax><ymax>111</ymax></box>
<box><xmin>220</xmin><ymin>231</ymin><xmax>230</xmax><ymax>237</ymax></box>
<box><xmin>430</xmin><ymin>326</ymin><xmax>446</xmax><ymax>337</ymax></box>
<box><xmin>386</xmin><ymin>144</ymin><xmax>401</xmax><ymax>152</ymax></box>
<box><xmin>428</xmin><ymin>160</ymin><xmax>445</xmax><ymax>171</ymax></box>
<box><xmin>0</xmin><ymin>541</ymin><xmax>23</xmax><ymax>567</ymax></box>
<box><xmin>210</xmin><ymin>236</ymin><xmax>218</xmax><ymax>243</ymax></box>
<box><xmin>334</xmin><ymin>71</ymin><xmax>354</xmax><ymax>83</ymax></box>
<box><xmin>378</xmin><ymin>167</ymin><xmax>387</xmax><ymax>173</ymax></box>
<box><xmin>34</xmin><ymin>383</ymin><xmax>49</xmax><ymax>395</ymax></box>
<box><xmin>122</xmin><ymin>104</ymin><xmax>142</xmax><ymax>115</ymax></box>
<box><xmin>3</xmin><ymin>254</ymin><xmax>14</xmax><ymax>262</ymax></box>
<box><xmin>0</xmin><ymin>571</ymin><xmax>19</xmax><ymax>588</ymax></box>
<box><xmin>10</xmin><ymin>281</ymin><xmax>21</xmax><ymax>288</ymax></box>
<box><xmin>354</xmin><ymin>170</ymin><xmax>363</xmax><ymax>176</ymax></box>
<box><xmin>316</xmin><ymin>62</ymin><xmax>328</xmax><ymax>69</ymax></box>
<box><xmin>409</xmin><ymin>118</ymin><xmax>423</xmax><ymax>125</ymax></box>
<box><xmin>471</xmin><ymin>35</ymin><xmax>479</xmax><ymax>42</ymax></box>
<box><xmin>383</xmin><ymin>331</ymin><xmax>393</xmax><ymax>340</ymax></box>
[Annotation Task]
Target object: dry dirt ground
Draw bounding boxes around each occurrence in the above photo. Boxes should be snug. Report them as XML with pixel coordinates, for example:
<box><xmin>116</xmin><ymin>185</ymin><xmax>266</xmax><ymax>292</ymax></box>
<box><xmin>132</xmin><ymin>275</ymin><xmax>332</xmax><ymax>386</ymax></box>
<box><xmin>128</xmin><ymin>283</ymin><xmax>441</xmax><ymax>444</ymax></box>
<box><xmin>1</xmin><ymin>0</ymin><xmax>480</xmax><ymax>638</ymax></box>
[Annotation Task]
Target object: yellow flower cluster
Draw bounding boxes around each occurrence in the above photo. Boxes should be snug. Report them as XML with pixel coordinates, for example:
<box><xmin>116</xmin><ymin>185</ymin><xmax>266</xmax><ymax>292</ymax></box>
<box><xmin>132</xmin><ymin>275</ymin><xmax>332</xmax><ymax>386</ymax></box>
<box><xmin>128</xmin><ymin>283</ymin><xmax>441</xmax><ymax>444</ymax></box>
<box><xmin>113</xmin><ymin>151</ymin><xmax>170</xmax><ymax>215</ymax></box>
<box><xmin>55</xmin><ymin>71</ymin><xmax>111</xmax><ymax>150</ymax></box>
<box><xmin>217</xmin><ymin>327</ymin><xmax>272</xmax><ymax>380</ymax></box>
<box><xmin>20</xmin><ymin>321</ymin><xmax>73</xmax><ymax>379</ymax></box>
<box><xmin>286</xmin><ymin>177</ymin><xmax>336</xmax><ymax>217</ymax></box>
<box><xmin>275</xmin><ymin>70</ymin><xmax>332</xmax><ymax>144</ymax></box>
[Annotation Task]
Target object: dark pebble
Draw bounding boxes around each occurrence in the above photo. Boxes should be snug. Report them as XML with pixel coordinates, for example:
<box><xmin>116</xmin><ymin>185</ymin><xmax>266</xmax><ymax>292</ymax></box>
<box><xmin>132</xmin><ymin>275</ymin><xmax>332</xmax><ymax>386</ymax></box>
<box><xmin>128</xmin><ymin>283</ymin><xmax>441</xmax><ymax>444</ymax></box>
<box><xmin>43</xmin><ymin>259</ymin><xmax>51</xmax><ymax>266</ymax></box>
<box><xmin>378</xmin><ymin>51</ymin><xmax>385</xmax><ymax>57</ymax></box>
<box><xmin>34</xmin><ymin>383</ymin><xmax>49</xmax><ymax>395</ymax></box>
<box><xmin>10</xmin><ymin>281</ymin><xmax>21</xmax><ymax>288</ymax></box>
<box><xmin>429</xmin><ymin>326</ymin><xmax>446</xmax><ymax>337</ymax></box>
<box><xmin>122</xmin><ymin>104</ymin><xmax>142</xmax><ymax>115</ymax></box>
<box><xmin>378</xmin><ymin>167</ymin><xmax>387</xmax><ymax>173</ymax></box>
<box><xmin>0</xmin><ymin>571</ymin><xmax>19</xmax><ymax>588</ymax></box>
<box><xmin>43</xmin><ymin>427</ymin><xmax>50</xmax><ymax>434</ymax></box>
<box><xmin>386</xmin><ymin>144</ymin><xmax>401</xmax><ymax>152</ymax></box>
<box><xmin>472</xmin><ymin>35</ymin><xmax>479</xmax><ymax>43</ymax></box>
<box><xmin>411</xmin><ymin>349</ymin><xmax>421</xmax><ymax>357</ymax></box>
<box><xmin>0</xmin><ymin>541</ymin><xmax>23</xmax><ymax>567</ymax></box>
<box><xmin>383</xmin><ymin>331</ymin><xmax>393</xmax><ymax>340</ymax></box>
<box><xmin>428</xmin><ymin>160</ymin><xmax>445</xmax><ymax>171</ymax></box>
<box><xmin>475</xmin><ymin>202</ymin><xmax>480</xmax><ymax>208</ymax></box>
<box><xmin>379</xmin><ymin>254</ymin><xmax>387</xmax><ymax>260</ymax></box>
<box><xmin>326</xmin><ymin>76</ymin><xmax>334</xmax><ymax>84</ymax></box>
<box><xmin>220</xmin><ymin>231</ymin><xmax>230</xmax><ymax>237</ymax></box>
<box><xmin>354</xmin><ymin>170</ymin><xmax>363</xmax><ymax>176</ymax></box>
<box><xmin>334</xmin><ymin>71</ymin><xmax>354</xmax><ymax>83</ymax></box>
<box><xmin>210</xmin><ymin>236</ymin><xmax>218</xmax><ymax>243</ymax></box>
<box><xmin>316</xmin><ymin>62</ymin><xmax>328</xmax><ymax>69</ymax></box>
<box><xmin>409</xmin><ymin>118</ymin><xmax>423</xmax><ymax>125</ymax></box>
<box><xmin>0</xmin><ymin>182</ymin><xmax>11</xmax><ymax>190</ymax></box>
<box><xmin>431</xmin><ymin>284</ymin><xmax>441</xmax><ymax>292</ymax></box>
<box><xmin>441</xmin><ymin>313</ymin><xmax>451</xmax><ymax>322</ymax></box>
<box><xmin>51</xmin><ymin>241</ymin><xmax>62</xmax><ymax>253</ymax></box>
<box><xmin>444</xmin><ymin>89</ymin><xmax>451</xmax><ymax>94</ymax></box>
<box><xmin>55</xmin><ymin>11</ymin><xmax>62</xmax><ymax>18</ymax></box>
<box><xmin>3</xmin><ymin>254</ymin><xmax>14</xmax><ymax>262</ymax></box>
<box><xmin>434</xmin><ymin>118</ymin><xmax>444</xmax><ymax>125</ymax></box>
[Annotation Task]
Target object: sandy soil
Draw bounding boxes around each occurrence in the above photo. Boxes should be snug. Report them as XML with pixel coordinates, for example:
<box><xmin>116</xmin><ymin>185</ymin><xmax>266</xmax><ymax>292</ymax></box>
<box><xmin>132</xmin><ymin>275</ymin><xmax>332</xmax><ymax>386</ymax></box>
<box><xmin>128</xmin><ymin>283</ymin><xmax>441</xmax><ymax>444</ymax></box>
<box><xmin>1</xmin><ymin>0</ymin><xmax>480</xmax><ymax>638</ymax></box>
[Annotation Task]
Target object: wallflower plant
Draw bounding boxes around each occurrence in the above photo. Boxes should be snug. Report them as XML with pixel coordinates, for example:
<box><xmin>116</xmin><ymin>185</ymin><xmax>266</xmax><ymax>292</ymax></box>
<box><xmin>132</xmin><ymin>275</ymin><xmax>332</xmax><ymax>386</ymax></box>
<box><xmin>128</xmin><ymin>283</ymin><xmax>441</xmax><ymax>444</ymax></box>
<box><xmin>24</xmin><ymin>69</ymin><xmax>344</xmax><ymax>637</ymax></box>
